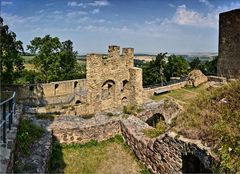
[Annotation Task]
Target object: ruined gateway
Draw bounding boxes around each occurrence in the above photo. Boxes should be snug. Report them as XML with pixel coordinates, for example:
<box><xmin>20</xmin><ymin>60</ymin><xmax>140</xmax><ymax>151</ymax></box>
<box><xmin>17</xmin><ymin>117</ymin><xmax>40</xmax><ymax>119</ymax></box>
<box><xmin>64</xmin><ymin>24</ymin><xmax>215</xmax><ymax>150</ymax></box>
<box><xmin>12</xmin><ymin>45</ymin><xmax>143</xmax><ymax>114</ymax></box>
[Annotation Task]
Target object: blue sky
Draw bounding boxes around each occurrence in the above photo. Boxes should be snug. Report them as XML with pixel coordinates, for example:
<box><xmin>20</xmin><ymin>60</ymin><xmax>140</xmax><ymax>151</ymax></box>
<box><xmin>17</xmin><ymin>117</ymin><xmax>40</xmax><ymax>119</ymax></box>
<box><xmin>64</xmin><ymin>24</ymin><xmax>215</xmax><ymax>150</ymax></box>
<box><xmin>1</xmin><ymin>0</ymin><xmax>240</xmax><ymax>54</ymax></box>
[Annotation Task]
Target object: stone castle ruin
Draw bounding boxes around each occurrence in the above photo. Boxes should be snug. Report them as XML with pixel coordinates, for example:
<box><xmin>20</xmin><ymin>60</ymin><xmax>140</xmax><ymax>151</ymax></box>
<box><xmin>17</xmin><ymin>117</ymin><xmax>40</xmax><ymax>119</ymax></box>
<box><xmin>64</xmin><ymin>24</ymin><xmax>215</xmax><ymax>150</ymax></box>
<box><xmin>8</xmin><ymin>46</ymin><xmax>143</xmax><ymax>114</ymax></box>
<box><xmin>218</xmin><ymin>9</ymin><xmax>240</xmax><ymax>78</ymax></box>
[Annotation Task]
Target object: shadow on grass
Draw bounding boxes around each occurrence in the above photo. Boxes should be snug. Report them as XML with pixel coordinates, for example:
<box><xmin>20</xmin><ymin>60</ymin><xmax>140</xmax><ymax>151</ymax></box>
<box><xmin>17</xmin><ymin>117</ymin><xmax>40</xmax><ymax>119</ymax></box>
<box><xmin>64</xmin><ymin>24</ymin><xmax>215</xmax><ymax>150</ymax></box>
<box><xmin>48</xmin><ymin>138</ymin><xmax>66</xmax><ymax>173</ymax></box>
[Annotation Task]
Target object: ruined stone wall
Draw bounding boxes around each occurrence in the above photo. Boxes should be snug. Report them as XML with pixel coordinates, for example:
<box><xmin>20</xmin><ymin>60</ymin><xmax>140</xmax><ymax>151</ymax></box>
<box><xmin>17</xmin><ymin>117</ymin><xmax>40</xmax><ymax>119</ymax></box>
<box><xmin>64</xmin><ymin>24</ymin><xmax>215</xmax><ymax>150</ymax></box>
<box><xmin>86</xmin><ymin>45</ymin><xmax>142</xmax><ymax>113</ymax></box>
<box><xmin>3</xmin><ymin>79</ymin><xmax>87</xmax><ymax>106</ymax></box>
<box><xmin>218</xmin><ymin>9</ymin><xmax>240</xmax><ymax>78</ymax></box>
<box><xmin>52</xmin><ymin>120</ymin><xmax>121</xmax><ymax>144</ymax></box>
<box><xmin>143</xmin><ymin>81</ymin><xmax>187</xmax><ymax>99</ymax></box>
<box><xmin>121</xmin><ymin>117</ymin><xmax>215</xmax><ymax>174</ymax></box>
<box><xmin>4</xmin><ymin>45</ymin><xmax>143</xmax><ymax>114</ymax></box>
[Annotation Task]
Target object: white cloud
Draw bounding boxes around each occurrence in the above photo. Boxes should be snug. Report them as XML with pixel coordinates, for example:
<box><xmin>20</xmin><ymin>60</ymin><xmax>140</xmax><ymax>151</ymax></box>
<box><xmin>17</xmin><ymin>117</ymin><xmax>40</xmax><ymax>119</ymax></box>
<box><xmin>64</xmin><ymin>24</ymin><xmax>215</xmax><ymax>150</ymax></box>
<box><xmin>67</xmin><ymin>1</ymin><xmax>86</xmax><ymax>8</ymax></box>
<box><xmin>172</xmin><ymin>3</ymin><xmax>240</xmax><ymax>28</ymax></box>
<box><xmin>168</xmin><ymin>3</ymin><xmax>175</xmax><ymax>8</ymax></box>
<box><xmin>68</xmin><ymin>0</ymin><xmax>109</xmax><ymax>8</ymax></box>
<box><xmin>91</xmin><ymin>8</ymin><xmax>100</xmax><ymax>14</ymax></box>
<box><xmin>88</xmin><ymin>0</ymin><xmax>109</xmax><ymax>7</ymax></box>
<box><xmin>67</xmin><ymin>11</ymin><xmax>88</xmax><ymax>17</ymax></box>
<box><xmin>1</xmin><ymin>1</ymin><xmax>13</xmax><ymax>6</ymax></box>
<box><xmin>198</xmin><ymin>0</ymin><xmax>213</xmax><ymax>8</ymax></box>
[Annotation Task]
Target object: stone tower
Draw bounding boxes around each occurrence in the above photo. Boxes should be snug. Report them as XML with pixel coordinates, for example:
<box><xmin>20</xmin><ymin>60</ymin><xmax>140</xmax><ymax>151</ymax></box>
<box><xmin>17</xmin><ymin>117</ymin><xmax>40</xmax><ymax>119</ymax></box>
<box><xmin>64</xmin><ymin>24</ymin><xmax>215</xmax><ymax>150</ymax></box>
<box><xmin>86</xmin><ymin>45</ymin><xmax>143</xmax><ymax>113</ymax></box>
<box><xmin>218</xmin><ymin>9</ymin><xmax>240</xmax><ymax>78</ymax></box>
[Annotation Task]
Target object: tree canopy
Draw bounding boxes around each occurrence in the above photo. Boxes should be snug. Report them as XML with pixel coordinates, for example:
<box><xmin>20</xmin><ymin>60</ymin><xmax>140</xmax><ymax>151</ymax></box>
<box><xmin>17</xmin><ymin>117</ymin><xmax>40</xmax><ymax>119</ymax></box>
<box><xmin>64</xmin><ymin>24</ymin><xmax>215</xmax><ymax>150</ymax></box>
<box><xmin>0</xmin><ymin>17</ymin><xmax>24</xmax><ymax>84</ymax></box>
<box><xmin>142</xmin><ymin>54</ymin><xmax>189</xmax><ymax>86</ymax></box>
<box><xmin>27</xmin><ymin>35</ymin><xmax>85</xmax><ymax>83</ymax></box>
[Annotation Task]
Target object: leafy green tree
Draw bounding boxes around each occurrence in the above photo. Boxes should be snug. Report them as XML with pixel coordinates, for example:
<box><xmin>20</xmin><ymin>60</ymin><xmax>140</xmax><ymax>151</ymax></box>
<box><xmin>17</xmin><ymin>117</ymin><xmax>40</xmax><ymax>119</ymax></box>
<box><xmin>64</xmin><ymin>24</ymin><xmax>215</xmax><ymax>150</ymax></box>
<box><xmin>164</xmin><ymin>55</ymin><xmax>189</xmax><ymax>81</ymax></box>
<box><xmin>59</xmin><ymin>40</ymin><xmax>85</xmax><ymax>80</ymax></box>
<box><xmin>0</xmin><ymin>17</ymin><xmax>24</xmax><ymax>84</ymax></box>
<box><xmin>27</xmin><ymin>35</ymin><xmax>85</xmax><ymax>83</ymax></box>
<box><xmin>27</xmin><ymin>35</ymin><xmax>61</xmax><ymax>83</ymax></box>
<box><xmin>142</xmin><ymin>53</ymin><xmax>167</xmax><ymax>86</ymax></box>
<box><xmin>189</xmin><ymin>57</ymin><xmax>201</xmax><ymax>70</ymax></box>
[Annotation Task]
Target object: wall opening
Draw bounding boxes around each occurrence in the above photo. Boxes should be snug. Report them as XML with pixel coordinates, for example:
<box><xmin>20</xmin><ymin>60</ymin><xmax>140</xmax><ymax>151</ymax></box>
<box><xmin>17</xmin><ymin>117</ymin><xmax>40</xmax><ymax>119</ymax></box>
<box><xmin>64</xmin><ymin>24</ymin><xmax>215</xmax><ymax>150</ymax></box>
<box><xmin>74</xmin><ymin>81</ymin><xmax>78</xmax><ymax>88</ymax></box>
<box><xmin>29</xmin><ymin>86</ymin><xmax>34</xmax><ymax>91</ymax></box>
<box><xmin>75</xmin><ymin>100</ymin><xmax>81</xmax><ymax>104</ymax></box>
<box><xmin>181</xmin><ymin>154</ymin><xmax>212</xmax><ymax>173</ymax></box>
<box><xmin>121</xmin><ymin>97</ymin><xmax>127</xmax><ymax>105</ymax></box>
<box><xmin>55</xmin><ymin>84</ymin><xmax>59</xmax><ymax>89</ymax></box>
<box><xmin>101</xmin><ymin>80</ymin><xmax>115</xmax><ymax>100</ymax></box>
<box><xmin>146</xmin><ymin>113</ymin><xmax>165</xmax><ymax>128</ymax></box>
<box><xmin>121</xmin><ymin>80</ymin><xmax>129</xmax><ymax>92</ymax></box>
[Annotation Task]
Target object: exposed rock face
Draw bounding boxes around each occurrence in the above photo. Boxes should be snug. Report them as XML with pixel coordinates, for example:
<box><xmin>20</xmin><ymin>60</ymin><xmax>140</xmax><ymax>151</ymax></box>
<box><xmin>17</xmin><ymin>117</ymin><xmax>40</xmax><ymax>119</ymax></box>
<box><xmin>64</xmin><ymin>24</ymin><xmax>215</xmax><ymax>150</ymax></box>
<box><xmin>218</xmin><ymin>9</ymin><xmax>240</xmax><ymax>78</ymax></box>
<box><xmin>187</xmin><ymin>70</ymin><xmax>208</xmax><ymax>87</ymax></box>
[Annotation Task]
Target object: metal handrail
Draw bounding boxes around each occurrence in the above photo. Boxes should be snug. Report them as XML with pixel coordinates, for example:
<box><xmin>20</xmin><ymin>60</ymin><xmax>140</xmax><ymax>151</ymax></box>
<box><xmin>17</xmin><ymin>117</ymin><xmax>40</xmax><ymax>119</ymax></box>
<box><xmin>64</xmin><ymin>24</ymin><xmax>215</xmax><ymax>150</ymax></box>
<box><xmin>0</xmin><ymin>91</ymin><xmax>16</xmax><ymax>144</ymax></box>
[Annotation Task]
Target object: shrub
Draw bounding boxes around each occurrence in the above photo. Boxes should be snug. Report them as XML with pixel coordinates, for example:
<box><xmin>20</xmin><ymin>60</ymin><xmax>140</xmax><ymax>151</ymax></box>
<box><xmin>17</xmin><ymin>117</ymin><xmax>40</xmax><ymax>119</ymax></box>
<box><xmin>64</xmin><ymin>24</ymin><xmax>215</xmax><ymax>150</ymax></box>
<box><xmin>16</xmin><ymin>119</ymin><xmax>44</xmax><ymax>156</ymax></box>
<box><xmin>107</xmin><ymin>112</ymin><xmax>114</xmax><ymax>117</ymax></box>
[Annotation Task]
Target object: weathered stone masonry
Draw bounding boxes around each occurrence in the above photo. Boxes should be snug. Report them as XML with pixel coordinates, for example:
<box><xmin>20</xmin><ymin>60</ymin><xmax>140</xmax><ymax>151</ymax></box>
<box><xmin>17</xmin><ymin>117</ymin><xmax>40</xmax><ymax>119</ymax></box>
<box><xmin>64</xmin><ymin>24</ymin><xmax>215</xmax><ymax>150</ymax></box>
<box><xmin>218</xmin><ymin>9</ymin><xmax>240</xmax><ymax>78</ymax></box>
<box><xmin>51</xmin><ymin>115</ymin><xmax>215</xmax><ymax>173</ymax></box>
<box><xmin>6</xmin><ymin>45</ymin><xmax>143</xmax><ymax>115</ymax></box>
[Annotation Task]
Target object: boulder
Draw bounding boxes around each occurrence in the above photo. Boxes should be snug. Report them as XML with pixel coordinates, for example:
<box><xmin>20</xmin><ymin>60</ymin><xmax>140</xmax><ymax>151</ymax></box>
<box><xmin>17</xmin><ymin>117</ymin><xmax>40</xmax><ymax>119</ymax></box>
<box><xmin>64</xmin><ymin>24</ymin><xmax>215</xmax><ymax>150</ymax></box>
<box><xmin>187</xmin><ymin>70</ymin><xmax>208</xmax><ymax>87</ymax></box>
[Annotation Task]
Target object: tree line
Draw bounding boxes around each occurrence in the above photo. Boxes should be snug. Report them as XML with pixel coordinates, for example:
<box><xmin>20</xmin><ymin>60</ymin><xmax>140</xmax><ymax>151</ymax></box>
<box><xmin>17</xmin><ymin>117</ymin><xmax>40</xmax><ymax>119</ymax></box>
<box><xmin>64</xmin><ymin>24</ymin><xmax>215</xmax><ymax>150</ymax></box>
<box><xmin>0</xmin><ymin>17</ymin><xmax>85</xmax><ymax>85</ymax></box>
<box><xmin>1</xmin><ymin>16</ymin><xmax>217</xmax><ymax>86</ymax></box>
<box><xmin>138</xmin><ymin>54</ymin><xmax>217</xmax><ymax>86</ymax></box>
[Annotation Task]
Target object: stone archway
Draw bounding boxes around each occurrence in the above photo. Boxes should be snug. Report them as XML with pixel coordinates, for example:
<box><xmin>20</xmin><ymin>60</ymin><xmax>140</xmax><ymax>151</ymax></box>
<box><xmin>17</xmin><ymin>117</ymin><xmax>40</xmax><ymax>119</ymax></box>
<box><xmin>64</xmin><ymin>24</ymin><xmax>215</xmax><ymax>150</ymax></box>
<box><xmin>101</xmin><ymin>80</ymin><xmax>116</xmax><ymax>100</ymax></box>
<box><xmin>146</xmin><ymin>113</ymin><xmax>165</xmax><ymax>128</ymax></box>
<box><xmin>181</xmin><ymin>154</ymin><xmax>212</xmax><ymax>173</ymax></box>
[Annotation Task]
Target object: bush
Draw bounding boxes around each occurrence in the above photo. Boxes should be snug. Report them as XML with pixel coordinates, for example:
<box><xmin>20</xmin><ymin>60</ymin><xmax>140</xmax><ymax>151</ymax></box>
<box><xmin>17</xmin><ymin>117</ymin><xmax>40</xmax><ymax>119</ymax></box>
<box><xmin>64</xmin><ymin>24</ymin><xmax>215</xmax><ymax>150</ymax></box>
<box><xmin>107</xmin><ymin>112</ymin><xmax>114</xmax><ymax>117</ymax></box>
<box><xmin>16</xmin><ymin>119</ymin><xmax>44</xmax><ymax>156</ymax></box>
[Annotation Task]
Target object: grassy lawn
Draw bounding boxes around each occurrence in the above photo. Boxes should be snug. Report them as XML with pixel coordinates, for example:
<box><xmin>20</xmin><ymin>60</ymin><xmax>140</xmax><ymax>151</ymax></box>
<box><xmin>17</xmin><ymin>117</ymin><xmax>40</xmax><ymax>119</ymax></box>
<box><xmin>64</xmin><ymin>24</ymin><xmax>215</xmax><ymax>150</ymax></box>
<box><xmin>22</xmin><ymin>55</ymin><xmax>34</xmax><ymax>62</ymax></box>
<box><xmin>174</xmin><ymin>81</ymin><xmax>240</xmax><ymax>173</ymax></box>
<box><xmin>151</xmin><ymin>83</ymin><xmax>207</xmax><ymax>104</ymax></box>
<box><xmin>49</xmin><ymin>135</ymin><xmax>149</xmax><ymax>174</ymax></box>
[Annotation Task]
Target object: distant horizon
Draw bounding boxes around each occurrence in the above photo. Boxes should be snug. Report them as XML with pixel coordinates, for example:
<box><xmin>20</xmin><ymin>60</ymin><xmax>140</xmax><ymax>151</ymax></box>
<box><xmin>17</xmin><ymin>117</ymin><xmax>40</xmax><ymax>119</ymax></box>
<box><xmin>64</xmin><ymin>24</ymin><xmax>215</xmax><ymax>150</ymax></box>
<box><xmin>1</xmin><ymin>0</ymin><xmax>240</xmax><ymax>54</ymax></box>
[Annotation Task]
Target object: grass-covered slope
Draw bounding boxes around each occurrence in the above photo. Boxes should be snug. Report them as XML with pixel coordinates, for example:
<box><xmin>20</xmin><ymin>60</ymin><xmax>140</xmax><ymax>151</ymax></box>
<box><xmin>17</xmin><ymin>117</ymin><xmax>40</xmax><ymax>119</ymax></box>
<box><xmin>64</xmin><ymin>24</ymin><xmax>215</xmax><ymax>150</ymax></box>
<box><xmin>174</xmin><ymin>80</ymin><xmax>240</xmax><ymax>173</ymax></box>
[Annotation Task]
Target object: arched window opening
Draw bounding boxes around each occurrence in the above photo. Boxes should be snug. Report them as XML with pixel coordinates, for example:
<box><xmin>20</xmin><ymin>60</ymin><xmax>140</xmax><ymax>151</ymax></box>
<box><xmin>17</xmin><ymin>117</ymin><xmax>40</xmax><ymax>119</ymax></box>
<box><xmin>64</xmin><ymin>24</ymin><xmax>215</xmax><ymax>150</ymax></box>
<box><xmin>121</xmin><ymin>80</ymin><xmax>129</xmax><ymax>92</ymax></box>
<box><xmin>146</xmin><ymin>113</ymin><xmax>165</xmax><ymax>128</ymax></box>
<box><xmin>55</xmin><ymin>84</ymin><xmax>59</xmax><ymax>89</ymax></box>
<box><xmin>75</xmin><ymin>100</ymin><xmax>81</xmax><ymax>104</ymax></box>
<box><xmin>74</xmin><ymin>81</ymin><xmax>78</xmax><ymax>88</ymax></box>
<box><xmin>101</xmin><ymin>80</ymin><xmax>115</xmax><ymax>100</ymax></box>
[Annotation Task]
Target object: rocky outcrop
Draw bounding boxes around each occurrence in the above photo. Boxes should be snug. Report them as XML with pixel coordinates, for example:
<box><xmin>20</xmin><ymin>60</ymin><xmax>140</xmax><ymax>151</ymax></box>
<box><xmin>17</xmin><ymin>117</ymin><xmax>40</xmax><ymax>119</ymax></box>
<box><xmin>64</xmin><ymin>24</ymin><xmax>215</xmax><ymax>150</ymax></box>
<box><xmin>187</xmin><ymin>70</ymin><xmax>208</xmax><ymax>87</ymax></box>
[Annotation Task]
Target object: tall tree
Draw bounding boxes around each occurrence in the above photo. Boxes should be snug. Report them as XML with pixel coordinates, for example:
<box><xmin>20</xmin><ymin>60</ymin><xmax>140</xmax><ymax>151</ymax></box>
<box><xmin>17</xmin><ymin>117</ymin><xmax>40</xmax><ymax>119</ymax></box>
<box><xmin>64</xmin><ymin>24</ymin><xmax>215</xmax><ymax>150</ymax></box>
<box><xmin>142</xmin><ymin>53</ymin><xmax>167</xmax><ymax>86</ymax></box>
<box><xmin>189</xmin><ymin>57</ymin><xmax>201</xmax><ymax>70</ymax></box>
<box><xmin>27</xmin><ymin>35</ymin><xmax>85</xmax><ymax>83</ymax></box>
<box><xmin>27</xmin><ymin>35</ymin><xmax>62</xmax><ymax>83</ymax></box>
<box><xmin>164</xmin><ymin>55</ymin><xmax>189</xmax><ymax>81</ymax></box>
<box><xmin>0</xmin><ymin>17</ymin><xmax>24</xmax><ymax>84</ymax></box>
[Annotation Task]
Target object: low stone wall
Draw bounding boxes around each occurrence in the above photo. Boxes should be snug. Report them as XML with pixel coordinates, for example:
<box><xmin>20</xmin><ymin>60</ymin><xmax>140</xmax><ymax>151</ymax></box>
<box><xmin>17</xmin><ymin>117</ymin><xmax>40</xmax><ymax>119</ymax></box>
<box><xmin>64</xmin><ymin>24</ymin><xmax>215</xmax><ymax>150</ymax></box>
<box><xmin>143</xmin><ymin>81</ymin><xmax>187</xmax><ymax>99</ymax></box>
<box><xmin>52</xmin><ymin>119</ymin><xmax>121</xmax><ymax>144</ymax></box>
<box><xmin>121</xmin><ymin>116</ymin><xmax>215</xmax><ymax>173</ymax></box>
<box><xmin>207</xmin><ymin>75</ymin><xmax>227</xmax><ymax>82</ymax></box>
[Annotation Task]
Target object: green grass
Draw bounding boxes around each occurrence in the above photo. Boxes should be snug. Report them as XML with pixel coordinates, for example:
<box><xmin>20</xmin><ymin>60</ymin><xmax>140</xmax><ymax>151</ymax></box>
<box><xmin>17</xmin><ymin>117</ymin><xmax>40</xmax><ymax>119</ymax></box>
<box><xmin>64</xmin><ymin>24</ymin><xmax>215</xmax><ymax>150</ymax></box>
<box><xmin>106</xmin><ymin>112</ymin><xmax>114</xmax><ymax>117</ymax></box>
<box><xmin>175</xmin><ymin>80</ymin><xmax>240</xmax><ymax>173</ymax></box>
<box><xmin>16</xmin><ymin>119</ymin><xmax>44</xmax><ymax>156</ymax></box>
<box><xmin>36</xmin><ymin>113</ymin><xmax>55</xmax><ymax>121</ymax></box>
<box><xmin>143</xmin><ymin>121</ymin><xmax>167</xmax><ymax>138</ymax></box>
<box><xmin>21</xmin><ymin>55</ymin><xmax>35</xmax><ymax>62</ymax></box>
<box><xmin>151</xmin><ymin>85</ymin><xmax>205</xmax><ymax>104</ymax></box>
<box><xmin>49</xmin><ymin>135</ymin><xmax>148</xmax><ymax>173</ymax></box>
